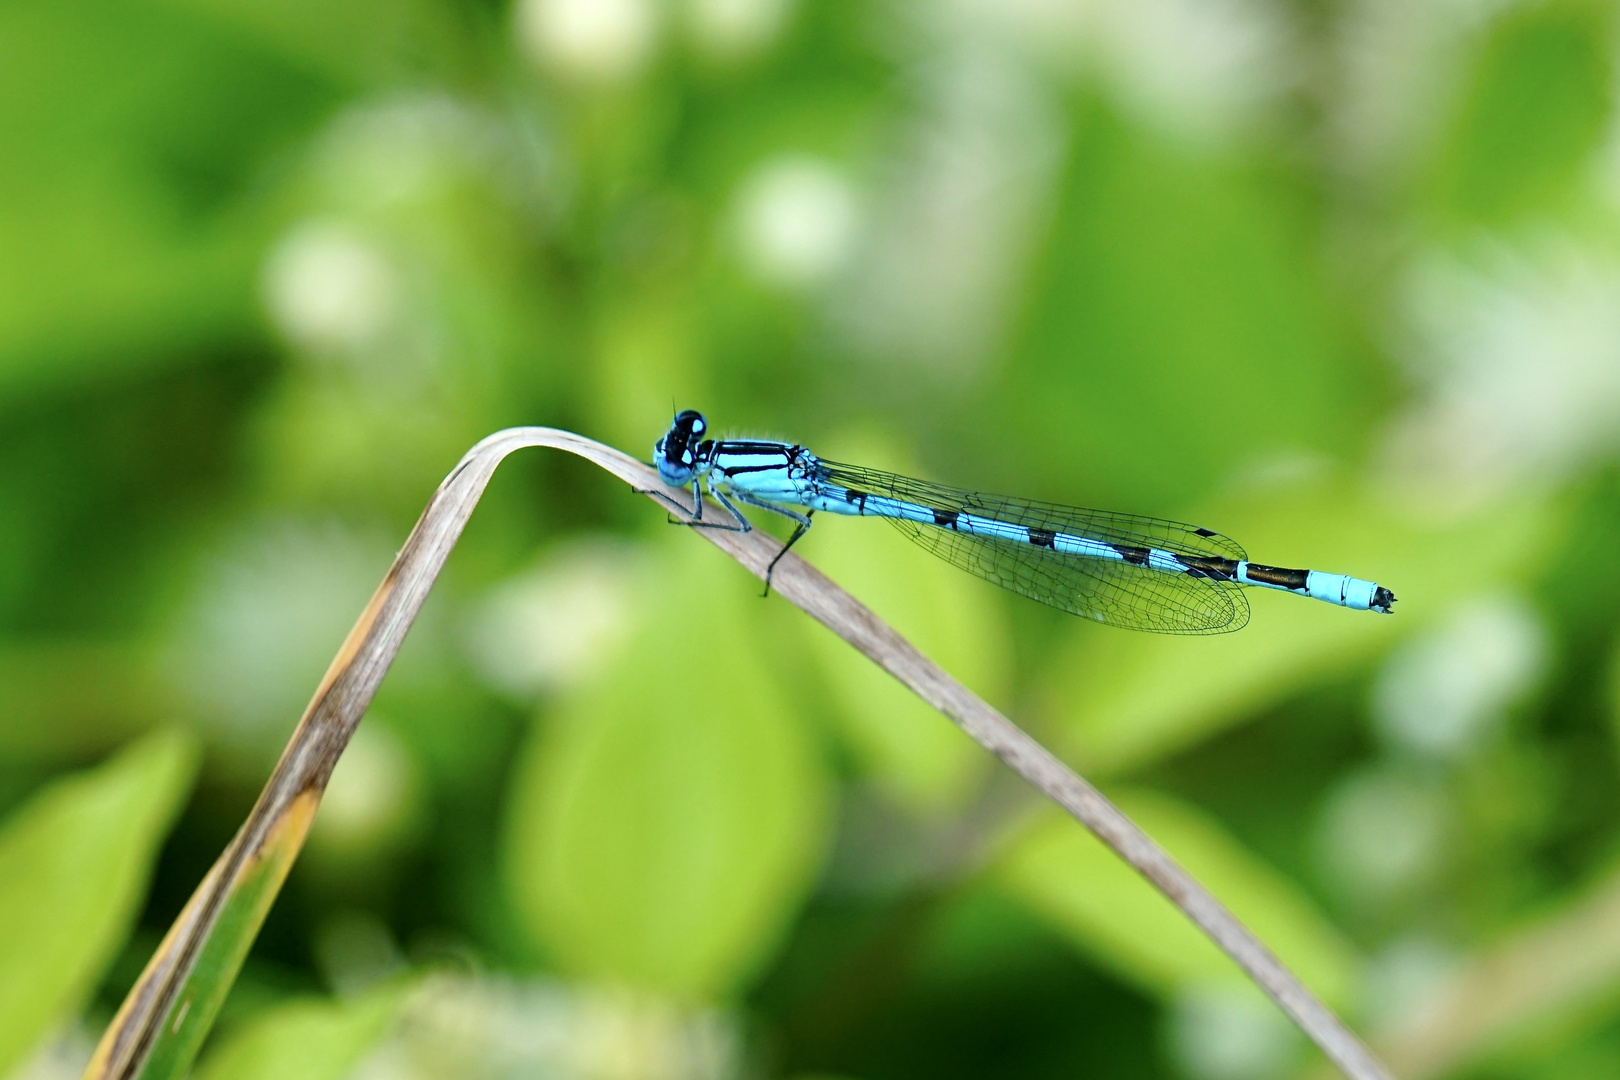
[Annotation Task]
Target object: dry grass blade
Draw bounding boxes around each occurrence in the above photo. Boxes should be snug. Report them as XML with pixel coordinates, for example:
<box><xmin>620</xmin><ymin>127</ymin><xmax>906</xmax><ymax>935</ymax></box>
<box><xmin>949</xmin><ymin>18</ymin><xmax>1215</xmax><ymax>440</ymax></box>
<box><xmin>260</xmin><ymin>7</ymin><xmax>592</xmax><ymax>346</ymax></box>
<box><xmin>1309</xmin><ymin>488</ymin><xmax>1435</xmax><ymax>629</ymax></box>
<box><xmin>83</xmin><ymin>427</ymin><xmax>1394</xmax><ymax>1080</ymax></box>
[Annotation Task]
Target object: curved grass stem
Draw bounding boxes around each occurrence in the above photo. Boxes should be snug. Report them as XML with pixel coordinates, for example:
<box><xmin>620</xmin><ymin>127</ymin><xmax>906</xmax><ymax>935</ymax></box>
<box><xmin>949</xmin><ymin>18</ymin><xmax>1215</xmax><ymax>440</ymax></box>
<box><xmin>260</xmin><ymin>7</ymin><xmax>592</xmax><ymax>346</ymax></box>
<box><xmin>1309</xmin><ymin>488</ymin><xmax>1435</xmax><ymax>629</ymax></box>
<box><xmin>83</xmin><ymin>427</ymin><xmax>1394</xmax><ymax>1080</ymax></box>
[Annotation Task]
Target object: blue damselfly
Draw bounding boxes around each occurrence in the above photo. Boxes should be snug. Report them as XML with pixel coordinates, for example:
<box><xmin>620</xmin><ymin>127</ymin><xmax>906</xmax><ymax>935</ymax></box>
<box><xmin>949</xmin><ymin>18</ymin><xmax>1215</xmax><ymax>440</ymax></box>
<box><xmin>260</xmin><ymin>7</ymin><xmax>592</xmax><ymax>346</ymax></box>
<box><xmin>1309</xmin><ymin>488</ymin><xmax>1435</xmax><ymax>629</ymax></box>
<box><xmin>648</xmin><ymin>410</ymin><xmax>1395</xmax><ymax>634</ymax></box>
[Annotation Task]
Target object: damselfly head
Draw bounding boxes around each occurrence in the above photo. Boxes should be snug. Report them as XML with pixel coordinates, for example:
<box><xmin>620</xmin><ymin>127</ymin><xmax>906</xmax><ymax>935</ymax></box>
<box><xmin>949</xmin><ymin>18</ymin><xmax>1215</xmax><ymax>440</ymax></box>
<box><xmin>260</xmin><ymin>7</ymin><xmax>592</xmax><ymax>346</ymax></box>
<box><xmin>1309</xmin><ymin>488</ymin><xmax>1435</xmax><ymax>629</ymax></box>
<box><xmin>655</xmin><ymin>409</ymin><xmax>708</xmax><ymax>486</ymax></box>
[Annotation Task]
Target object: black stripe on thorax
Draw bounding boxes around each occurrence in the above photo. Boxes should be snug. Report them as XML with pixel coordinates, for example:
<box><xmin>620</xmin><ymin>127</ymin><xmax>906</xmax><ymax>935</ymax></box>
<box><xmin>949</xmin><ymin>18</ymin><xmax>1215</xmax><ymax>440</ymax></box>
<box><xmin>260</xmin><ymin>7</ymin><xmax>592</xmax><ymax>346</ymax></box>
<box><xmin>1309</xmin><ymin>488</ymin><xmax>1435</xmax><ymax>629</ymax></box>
<box><xmin>717</xmin><ymin>441</ymin><xmax>798</xmax><ymax>454</ymax></box>
<box><xmin>714</xmin><ymin>442</ymin><xmax>801</xmax><ymax>475</ymax></box>
<box><xmin>721</xmin><ymin>462</ymin><xmax>790</xmax><ymax>475</ymax></box>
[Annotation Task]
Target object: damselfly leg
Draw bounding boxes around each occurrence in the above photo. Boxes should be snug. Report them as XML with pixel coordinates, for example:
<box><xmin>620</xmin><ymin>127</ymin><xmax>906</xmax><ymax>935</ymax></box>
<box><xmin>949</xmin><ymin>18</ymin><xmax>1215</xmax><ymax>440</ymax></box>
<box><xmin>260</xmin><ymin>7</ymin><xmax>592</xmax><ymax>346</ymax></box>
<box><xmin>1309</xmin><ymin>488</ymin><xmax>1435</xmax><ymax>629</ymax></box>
<box><xmin>634</xmin><ymin>479</ymin><xmax>751</xmax><ymax>531</ymax></box>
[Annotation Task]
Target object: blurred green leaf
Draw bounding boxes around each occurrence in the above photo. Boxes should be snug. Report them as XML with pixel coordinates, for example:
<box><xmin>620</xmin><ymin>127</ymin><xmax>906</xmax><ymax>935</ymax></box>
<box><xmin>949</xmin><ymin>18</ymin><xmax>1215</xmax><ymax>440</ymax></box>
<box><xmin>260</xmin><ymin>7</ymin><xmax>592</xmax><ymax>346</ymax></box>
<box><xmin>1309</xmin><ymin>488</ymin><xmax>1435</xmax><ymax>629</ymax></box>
<box><xmin>190</xmin><ymin>981</ymin><xmax>405</xmax><ymax>1080</ymax></box>
<box><xmin>151</xmin><ymin>0</ymin><xmax>473</xmax><ymax>89</ymax></box>
<box><xmin>1510</xmin><ymin>1035</ymin><xmax>1620</xmax><ymax>1080</ymax></box>
<box><xmin>798</xmin><ymin>434</ymin><xmax>1007</xmax><ymax>813</ymax></box>
<box><xmin>1434</xmin><ymin>1</ymin><xmax>1613</xmax><ymax>222</ymax></box>
<box><xmin>117</xmin><ymin>778</ymin><xmax>323</xmax><ymax>1080</ymax></box>
<box><xmin>0</xmin><ymin>0</ymin><xmax>333</xmax><ymax>399</ymax></box>
<box><xmin>504</xmin><ymin>537</ymin><xmax>833</xmax><ymax>999</ymax></box>
<box><xmin>1041</xmin><ymin>481</ymin><xmax>1561</xmax><ymax>776</ymax></box>
<box><xmin>1607</xmin><ymin>633</ymin><xmax>1620</xmax><ymax>770</ymax></box>
<box><xmin>992</xmin><ymin>103</ymin><xmax>1360</xmax><ymax>515</ymax></box>
<box><xmin>0</xmin><ymin>729</ymin><xmax>197</xmax><ymax>1074</ymax></box>
<box><xmin>995</xmin><ymin>787</ymin><xmax>1358</xmax><ymax>1007</ymax></box>
<box><xmin>0</xmin><ymin>645</ymin><xmax>170</xmax><ymax>761</ymax></box>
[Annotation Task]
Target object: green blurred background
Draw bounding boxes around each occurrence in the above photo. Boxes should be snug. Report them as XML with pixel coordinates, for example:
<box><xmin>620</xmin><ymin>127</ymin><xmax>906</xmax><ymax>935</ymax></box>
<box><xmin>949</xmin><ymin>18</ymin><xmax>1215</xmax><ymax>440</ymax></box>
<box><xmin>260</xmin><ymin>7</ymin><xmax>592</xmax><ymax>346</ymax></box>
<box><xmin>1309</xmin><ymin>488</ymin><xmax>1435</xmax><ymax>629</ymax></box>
<box><xmin>3</xmin><ymin>0</ymin><xmax>1620</xmax><ymax>1077</ymax></box>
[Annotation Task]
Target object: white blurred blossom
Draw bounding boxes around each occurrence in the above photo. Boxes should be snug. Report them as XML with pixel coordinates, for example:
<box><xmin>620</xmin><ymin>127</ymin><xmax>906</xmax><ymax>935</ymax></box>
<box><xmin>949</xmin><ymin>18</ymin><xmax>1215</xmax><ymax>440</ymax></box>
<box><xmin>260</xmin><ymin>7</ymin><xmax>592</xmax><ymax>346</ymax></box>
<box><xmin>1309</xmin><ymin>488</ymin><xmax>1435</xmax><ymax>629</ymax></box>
<box><xmin>169</xmin><ymin>521</ymin><xmax>390</xmax><ymax>744</ymax></box>
<box><xmin>836</xmin><ymin>51</ymin><xmax>1064</xmax><ymax>376</ymax></box>
<box><xmin>838</xmin><ymin>0</ymin><xmax>1289</xmax><ymax>377</ymax></box>
<box><xmin>1083</xmin><ymin>0</ymin><xmax>1294</xmax><ymax>142</ymax></box>
<box><xmin>6</xmin><ymin>1025</ymin><xmax>94</xmax><ymax>1080</ymax></box>
<box><xmin>1360</xmin><ymin>935</ymin><xmax>1459</xmax><ymax>1032</ymax></box>
<box><xmin>1165</xmin><ymin>984</ymin><xmax>1299</xmax><ymax>1080</ymax></box>
<box><xmin>687</xmin><ymin>0</ymin><xmax>794</xmax><ymax>61</ymax></box>
<box><xmin>1383</xmin><ymin>237</ymin><xmax>1620</xmax><ymax>512</ymax></box>
<box><xmin>733</xmin><ymin>156</ymin><xmax>860</xmax><ymax>290</ymax></box>
<box><xmin>311</xmin><ymin>94</ymin><xmax>525</xmax><ymax>211</ymax></box>
<box><xmin>267</xmin><ymin>94</ymin><xmax>550</xmax><ymax>400</ymax></box>
<box><xmin>1372</xmin><ymin>594</ymin><xmax>1547</xmax><ymax>759</ymax></box>
<box><xmin>1315</xmin><ymin>766</ymin><xmax>1449</xmax><ymax>905</ymax></box>
<box><xmin>351</xmin><ymin>975</ymin><xmax>737</xmax><ymax>1080</ymax></box>
<box><xmin>517</xmin><ymin>0</ymin><xmax>661</xmax><ymax>84</ymax></box>
<box><xmin>1329</xmin><ymin>0</ymin><xmax>1512</xmax><ymax>185</ymax></box>
<box><xmin>934</xmin><ymin>0</ymin><xmax>1293</xmax><ymax>141</ymax></box>
<box><xmin>264</xmin><ymin>221</ymin><xmax>400</xmax><ymax>354</ymax></box>
<box><xmin>463</xmin><ymin>540</ymin><xmax>643</xmax><ymax>700</ymax></box>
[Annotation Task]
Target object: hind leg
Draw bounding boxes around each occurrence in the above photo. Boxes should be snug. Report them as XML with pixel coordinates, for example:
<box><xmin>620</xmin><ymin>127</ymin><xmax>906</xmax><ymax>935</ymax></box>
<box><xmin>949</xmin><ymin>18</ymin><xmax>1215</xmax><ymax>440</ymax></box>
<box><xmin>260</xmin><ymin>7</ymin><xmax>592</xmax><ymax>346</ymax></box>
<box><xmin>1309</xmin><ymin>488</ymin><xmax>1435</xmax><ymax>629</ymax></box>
<box><xmin>724</xmin><ymin>491</ymin><xmax>813</xmax><ymax>597</ymax></box>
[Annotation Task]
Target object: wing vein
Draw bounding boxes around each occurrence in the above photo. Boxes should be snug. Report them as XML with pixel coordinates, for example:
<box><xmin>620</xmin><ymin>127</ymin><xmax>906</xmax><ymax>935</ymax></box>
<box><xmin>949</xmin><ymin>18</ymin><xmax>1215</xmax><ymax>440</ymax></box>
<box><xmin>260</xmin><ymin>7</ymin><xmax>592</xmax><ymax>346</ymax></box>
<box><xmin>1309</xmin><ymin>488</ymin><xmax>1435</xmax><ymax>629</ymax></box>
<box><xmin>815</xmin><ymin>459</ymin><xmax>1250</xmax><ymax>635</ymax></box>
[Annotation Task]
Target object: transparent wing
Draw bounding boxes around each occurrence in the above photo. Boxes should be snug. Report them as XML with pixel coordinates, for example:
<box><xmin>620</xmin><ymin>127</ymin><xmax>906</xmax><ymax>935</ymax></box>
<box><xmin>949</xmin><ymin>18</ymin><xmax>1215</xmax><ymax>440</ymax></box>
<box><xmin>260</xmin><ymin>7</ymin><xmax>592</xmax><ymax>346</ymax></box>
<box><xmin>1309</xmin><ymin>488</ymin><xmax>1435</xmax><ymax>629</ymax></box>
<box><xmin>816</xmin><ymin>460</ymin><xmax>1251</xmax><ymax>635</ymax></box>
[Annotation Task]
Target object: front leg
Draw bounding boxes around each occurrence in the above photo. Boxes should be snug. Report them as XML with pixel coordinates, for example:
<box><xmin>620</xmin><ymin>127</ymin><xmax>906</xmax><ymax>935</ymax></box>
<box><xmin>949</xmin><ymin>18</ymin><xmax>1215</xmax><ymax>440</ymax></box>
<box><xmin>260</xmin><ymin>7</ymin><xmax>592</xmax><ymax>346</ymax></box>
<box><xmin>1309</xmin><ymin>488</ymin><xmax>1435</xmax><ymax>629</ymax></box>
<box><xmin>632</xmin><ymin>477</ymin><xmax>753</xmax><ymax>532</ymax></box>
<box><xmin>667</xmin><ymin>481</ymin><xmax>755</xmax><ymax>532</ymax></box>
<box><xmin>632</xmin><ymin>482</ymin><xmax>702</xmax><ymax>523</ymax></box>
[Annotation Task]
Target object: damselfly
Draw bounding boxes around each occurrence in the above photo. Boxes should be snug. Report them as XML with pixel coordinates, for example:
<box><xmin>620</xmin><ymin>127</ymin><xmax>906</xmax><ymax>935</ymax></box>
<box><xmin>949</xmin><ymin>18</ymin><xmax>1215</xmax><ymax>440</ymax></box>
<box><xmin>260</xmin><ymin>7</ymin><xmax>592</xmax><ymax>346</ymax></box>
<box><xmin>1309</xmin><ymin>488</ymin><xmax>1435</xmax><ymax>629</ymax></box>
<box><xmin>647</xmin><ymin>410</ymin><xmax>1395</xmax><ymax>634</ymax></box>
